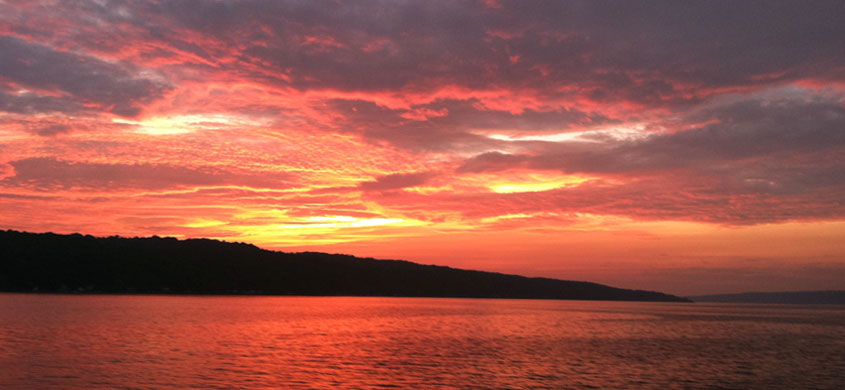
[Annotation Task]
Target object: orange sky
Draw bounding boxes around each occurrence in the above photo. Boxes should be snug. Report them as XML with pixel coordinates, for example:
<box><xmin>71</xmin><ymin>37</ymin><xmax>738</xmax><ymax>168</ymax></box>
<box><xmin>1</xmin><ymin>1</ymin><xmax>844</xmax><ymax>295</ymax></box>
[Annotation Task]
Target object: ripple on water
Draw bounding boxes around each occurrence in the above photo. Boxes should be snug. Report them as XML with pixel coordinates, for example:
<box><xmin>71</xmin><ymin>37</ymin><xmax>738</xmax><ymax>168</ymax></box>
<box><xmin>0</xmin><ymin>295</ymin><xmax>843</xmax><ymax>389</ymax></box>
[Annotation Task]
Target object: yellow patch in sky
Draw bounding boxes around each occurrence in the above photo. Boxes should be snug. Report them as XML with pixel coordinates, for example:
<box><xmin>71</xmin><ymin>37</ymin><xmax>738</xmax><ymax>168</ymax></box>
<box><xmin>113</xmin><ymin>114</ymin><xmax>265</xmax><ymax>135</ymax></box>
<box><xmin>181</xmin><ymin>218</ymin><xmax>229</xmax><ymax>228</ymax></box>
<box><xmin>294</xmin><ymin>215</ymin><xmax>405</xmax><ymax>228</ymax></box>
<box><xmin>488</xmin><ymin>173</ymin><xmax>592</xmax><ymax>193</ymax></box>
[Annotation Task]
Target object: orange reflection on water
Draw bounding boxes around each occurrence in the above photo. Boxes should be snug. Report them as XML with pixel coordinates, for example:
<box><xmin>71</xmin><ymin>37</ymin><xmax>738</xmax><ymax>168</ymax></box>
<box><xmin>2</xmin><ymin>294</ymin><xmax>844</xmax><ymax>389</ymax></box>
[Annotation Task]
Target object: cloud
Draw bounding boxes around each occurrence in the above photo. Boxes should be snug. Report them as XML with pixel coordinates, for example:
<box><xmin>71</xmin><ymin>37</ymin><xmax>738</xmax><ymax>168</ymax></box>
<box><xmin>2</xmin><ymin>158</ymin><xmax>292</xmax><ymax>191</ymax></box>
<box><xmin>364</xmin><ymin>172</ymin><xmax>845</xmax><ymax>225</ymax></box>
<box><xmin>359</xmin><ymin>172</ymin><xmax>436</xmax><ymax>191</ymax></box>
<box><xmin>0</xmin><ymin>89</ymin><xmax>84</xmax><ymax>115</ymax></box>
<box><xmin>33</xmin><ymin>124</ymin><xmax>71</xmax><ymax>137</ymax></box>
<box><xmin>6</xmin><ymin>1</ymin><xmax>843</xmax><ymax>107</ymax></box>
<box><xmin>3</xmin><ymin>0</ymin><xmax>842</xmax><ymax>152</ymax></box>
<box><xmin>443</xmin><ymin>89</ymin><xmax>845</xmax><ymax>224</ymax></box>
<box><xmin>0</xmin><ymin>35</ymin><xmax>170</xmax><ymax>116</ymax></box>
<box><xmin>318</xmin><ymin>97</ymin><xmax>609</xmax><ymax>151</ymax></box>
<box><xmin>185</xmin><ymin>1</ymin><xmax>844</xmax><ymax>96</ymax></box>
<box><xmin>1</xmin><ymin>2</ymin><xmax>843</xmax><ymax>227</ymax></box>
<box><xmin>457</xmin><ymin>151</ymin><xmax>529</xmax><ymax>173</ymax></box>
<box><xmin>462</xmin><ymin>89</ymin><xmax>845</xmax><ymax>180</ymax></box>
<box><xmin>412</xmin><ymin>98</ymin><xmax>611</xmax><ymax>131</ymax></box>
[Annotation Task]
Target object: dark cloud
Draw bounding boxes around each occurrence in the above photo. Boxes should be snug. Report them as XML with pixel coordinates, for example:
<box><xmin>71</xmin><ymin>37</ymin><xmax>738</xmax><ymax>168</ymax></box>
<box><xmin>0</xmin><ymin>89</ymin><xmax>84</xmax><ymax>115</ymax></box>
<box><xmin>417</xmin><ymin>99</ymin><xmax>611</xmax><ymax>131</ymax></box>
<box><xmin>2</xmin><ymin>158</ymin><xmax>292</xmax><ymax>191</ymax></box>
<box><xmin>462</xmin><ymin>91</ymin><xmax>845</xmax><ymax>179</ymax></box>
<box><xmin>457</xmin><ymin>151</ymin><xmax>529</xmax><ymax>173</ymax></box>
<box><xmin>34</xmin><ymin>124</ymin><xmax>72</xmax><ymax>137</ymax></box>
<box><xmin>359</xmin><ymin>172</ymin><xmax>436</xmax><ymax>191</ymax></box>
<box><xmin>195</xmin><ymin>0</ymin><xmax>845</xmax><ymax>97</ymax></box>
<box><xmin>6</xmin><ymin>1</ymin><xmax>843</xmax><ymax>107</ymax></box>
<box><xmin>173</xmin><ymin>0</ymin><xmax>845</xmax><ymax>96</ymax></box>
<box><xmin>315</xmin><ymin>98</ymin><xmax>501</xmax><ymax>151</ymax></box>
<box><xmin>0</xmin><ymin>36</ymin><xmax>169</xmax><ymax>116</ymax></box>
<box><xmin>448</xmin><ymin>91</ymin><xmax>845</xmax><ymax>224</ymax></box>
<box><xmin>498</xmin><ymin>1</ymin><xmax>845</xmax><ymax>89</ymax></box>
<box><xmin>321</xmin><ymin>98</ymin><xmax>608</xmax><ymax>151</ymax></box>
<box><xmin>365</xmin><ymin>172</ymin><xmax>845</xmax><ymax>225</ymax></box>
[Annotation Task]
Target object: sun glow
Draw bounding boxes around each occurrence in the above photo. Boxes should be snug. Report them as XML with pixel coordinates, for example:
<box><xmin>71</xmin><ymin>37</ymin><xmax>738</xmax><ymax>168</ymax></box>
<box><xmin>213</xmin><ymin>215</ymin><xmax>427</xmax><ymax>247</ymax></box>
<box><xmin>180</xmin><ymin>218</ymin><xmax>229</xmax><ymax>228</ymax></box>
<box><xmin>485</xmin><ymin>173</ymin><xmax>593</xmax><ymax>193</ymax></box>
<box><xmin>113</xmin><ymin>114</ymin><xmax>266</xmax><ymax>135</ymax></box>
<box><xmin>294</xmin><ymin>215</ymin><xmax>405</xmax><ymax>228</ymax></box>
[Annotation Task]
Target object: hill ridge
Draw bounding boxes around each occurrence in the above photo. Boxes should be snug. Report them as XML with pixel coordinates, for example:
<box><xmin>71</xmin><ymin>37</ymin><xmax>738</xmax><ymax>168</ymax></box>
<box><xmin>0</xmin><ymin>230</ymin><xmax>688</xmax><ymax>302</ymax></box>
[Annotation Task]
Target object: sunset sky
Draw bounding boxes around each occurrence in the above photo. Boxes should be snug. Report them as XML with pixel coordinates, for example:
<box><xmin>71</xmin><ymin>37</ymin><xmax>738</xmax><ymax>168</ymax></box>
<box><xmin>1</xmin><ymin>1</ymin><xmax>843</xmax><ymax>295</ymax></box>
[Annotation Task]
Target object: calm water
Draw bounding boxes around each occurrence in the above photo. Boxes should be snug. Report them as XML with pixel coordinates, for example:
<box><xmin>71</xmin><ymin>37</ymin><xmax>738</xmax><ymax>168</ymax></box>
<box><xmin>1</xmin><ymin>294</ymin><xmax>843</xmax><ymax>389</ymax></box>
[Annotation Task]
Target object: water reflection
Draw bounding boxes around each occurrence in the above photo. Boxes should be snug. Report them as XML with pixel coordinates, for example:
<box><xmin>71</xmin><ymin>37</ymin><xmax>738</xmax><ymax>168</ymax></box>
<box><xmin>1</xmin><ymin>295</ymin><xmax>843</xmax><ymax>389</ymax></box>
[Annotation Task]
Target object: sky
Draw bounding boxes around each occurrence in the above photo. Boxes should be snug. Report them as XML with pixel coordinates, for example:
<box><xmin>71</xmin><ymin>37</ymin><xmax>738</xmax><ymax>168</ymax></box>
<box><xmin>1</xmin><ymin>0</ymin><xmax>843</xmax><ymax>296</ymax></box>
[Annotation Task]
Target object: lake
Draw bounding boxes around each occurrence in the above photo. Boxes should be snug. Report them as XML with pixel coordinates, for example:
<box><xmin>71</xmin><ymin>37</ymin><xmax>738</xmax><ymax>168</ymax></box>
<box><xmin>1</xmin><ymin>294</ymin><xmax>843</xmax><ymax>389</ymax></box>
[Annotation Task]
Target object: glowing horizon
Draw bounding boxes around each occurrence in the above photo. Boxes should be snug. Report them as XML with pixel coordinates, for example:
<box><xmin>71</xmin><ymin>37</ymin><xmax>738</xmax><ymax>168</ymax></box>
<box><xmin>1</xmin><ymin>1</ymin><xmax>844</xmax><ymax>295</ymax></box>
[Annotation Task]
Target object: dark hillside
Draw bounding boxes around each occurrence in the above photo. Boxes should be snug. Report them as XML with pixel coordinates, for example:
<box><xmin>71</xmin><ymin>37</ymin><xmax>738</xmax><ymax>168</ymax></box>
<box><xmin>0</xmin><ymin>230</ymin><xmax>688</xmax><ymax>302</ymax></box>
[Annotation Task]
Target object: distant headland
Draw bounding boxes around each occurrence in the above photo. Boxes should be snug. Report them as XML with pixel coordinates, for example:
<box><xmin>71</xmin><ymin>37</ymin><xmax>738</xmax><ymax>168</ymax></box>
<box><xmin>0</xmin><ymin>230</ymin><xmax>688</xmax><ymax>302</ymax></box>
<box><xmin>689</xmin><ymin>291</ymin><xmax>845</xmax><ymax>305</ymax></box>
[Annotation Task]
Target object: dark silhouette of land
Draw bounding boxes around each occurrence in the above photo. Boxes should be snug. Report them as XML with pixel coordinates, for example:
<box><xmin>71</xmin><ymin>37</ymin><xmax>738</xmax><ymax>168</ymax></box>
<box><xmin>690</xmin><ymin>291</ymin><xmax>845</xmax><ymax>305</ymax></box>
<box><xmin>0</xmin><ymin>230</ymin><xmax>687</xmax><ymax>302</ymax></box>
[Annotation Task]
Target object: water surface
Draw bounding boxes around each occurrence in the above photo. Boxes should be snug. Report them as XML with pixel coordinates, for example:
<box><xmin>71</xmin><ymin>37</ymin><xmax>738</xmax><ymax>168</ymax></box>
<box><xmin>1</xmin><ymin>294</ymin><xmax>843</xmax><ymax>389</ymax></box>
